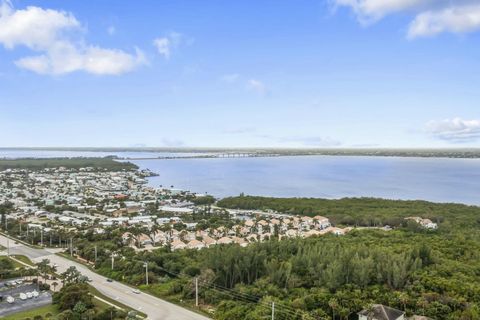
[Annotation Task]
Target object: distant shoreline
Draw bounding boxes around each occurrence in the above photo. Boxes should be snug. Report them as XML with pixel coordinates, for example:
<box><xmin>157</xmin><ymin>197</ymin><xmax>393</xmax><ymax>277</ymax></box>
<box><xmin>1</xmin><ymin>147</ymin><xmax>480</xmax><ymax>159</ymax></box>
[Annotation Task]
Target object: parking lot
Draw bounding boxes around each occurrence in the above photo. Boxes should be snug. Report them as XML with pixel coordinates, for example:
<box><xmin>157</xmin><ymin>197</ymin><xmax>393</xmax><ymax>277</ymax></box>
<box><xmin>0</xmin><ymin>279</ymin><xmax>52</xmax><ymax>317</ymax></box>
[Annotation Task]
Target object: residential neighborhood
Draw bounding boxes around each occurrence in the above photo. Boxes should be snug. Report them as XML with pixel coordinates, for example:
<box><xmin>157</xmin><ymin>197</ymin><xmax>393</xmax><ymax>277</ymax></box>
<box><xmin>0</xmin><ymin>167</ymin><xmax>357</xmax><ymax>254</ymax></box>
<box><xmin>0</xmin><ymin>164</ymin><xmax>445</xmax><ymax>320</ymax></box>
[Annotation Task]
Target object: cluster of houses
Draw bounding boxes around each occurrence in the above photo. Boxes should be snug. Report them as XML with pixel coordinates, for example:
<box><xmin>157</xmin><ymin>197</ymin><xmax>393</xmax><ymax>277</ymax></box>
<box><xmin>1</xmin><ymin>166</ymin><xmax>437</xmax><ymax>254</ymax></box>
<box><xmin>1</xmin><ymin>167</ymin><xmax>354</xmax><ymax>251</ymax></box>
<box><xmin>0</xmin><ymin>167</ymin><xmax>203</xmax><ymax>232</ymax></box>
<box><xmin>120</xmin><ymin>214</ymin><xmax>353</xmax><ymax>251</ymax></box>
<box><xmin>404</xmin><ymin>217</ymin><xmax>438</xmax><ymax>229</ymax></box>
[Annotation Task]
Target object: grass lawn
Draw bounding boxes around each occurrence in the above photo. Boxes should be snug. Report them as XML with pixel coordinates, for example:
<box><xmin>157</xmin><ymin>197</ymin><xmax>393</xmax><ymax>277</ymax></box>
<box><xmin>0</xmin><ymin>255</ymin><xmax>36</xmax><ymax>270</ymax></box>
<box><xmin>88</xmin><ymin>285</ymin><xmax>147</xmax><ymax>318</ymax></box>
<box><xmin>140</xmin><ymin>283</ymin><xmax>212</xmax><ymax>317</ymax></box>
<box><xmin>0</xmin><ymin>255</ymin><xmax>24</xmax><ymax>269</ymax></box>
<box><xmin>1</xmin><ymin>304</ymin><xmax>60</xmax><ymax>320</ymax></box>
<box><xmin>11</xmin><ymin>255</ymin><xmax>35</xmax><ymax>267</ymax></box>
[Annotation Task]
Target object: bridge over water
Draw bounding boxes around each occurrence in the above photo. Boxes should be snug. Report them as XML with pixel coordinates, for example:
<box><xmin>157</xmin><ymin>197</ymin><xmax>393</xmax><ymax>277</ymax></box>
<box><xmin>121</xmin><ymin>153</ymin><xmax>281</xmax><ymax>160</ymax></box>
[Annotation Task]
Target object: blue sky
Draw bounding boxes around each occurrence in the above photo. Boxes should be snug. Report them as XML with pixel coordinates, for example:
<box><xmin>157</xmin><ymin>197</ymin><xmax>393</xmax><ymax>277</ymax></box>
<box><xmin>0</xmin><ymin>0</ymin><xmax>480</xmax><ymax>148</ymax></box>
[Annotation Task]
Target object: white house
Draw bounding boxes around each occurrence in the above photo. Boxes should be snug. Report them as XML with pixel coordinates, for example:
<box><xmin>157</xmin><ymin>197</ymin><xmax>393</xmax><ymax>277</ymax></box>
<box><xmin>358</xmin><ymin>304</ymin><xmax>405</xmax><ymax>320</ymax></box>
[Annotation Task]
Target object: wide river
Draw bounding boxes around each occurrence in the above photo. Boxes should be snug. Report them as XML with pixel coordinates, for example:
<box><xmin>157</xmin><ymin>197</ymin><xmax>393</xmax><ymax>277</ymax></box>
<box><xmin>1</xmin><ymin>150</ymin><xmax>479</xmax><ymax>205</ymax></box>
<box><xmin>130</xmin><ymin>156</ymin><xmax>480</xmax><ymax>206</ymax></box>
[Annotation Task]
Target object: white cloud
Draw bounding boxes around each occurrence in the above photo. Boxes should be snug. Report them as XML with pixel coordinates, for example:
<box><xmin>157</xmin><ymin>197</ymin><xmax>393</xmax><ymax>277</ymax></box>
<box><xmin>333</xmin><ymin>0</ymin><xmax>433</xmax><ymax>23</ymax></box>
<box><xmin>0</xmin><ymin>1</ymin><xmax>145</xmax><ymax>75</ymax></box>
<box><xmin>153</xmin><ymin>32</ymin><xmax>193</xmax><ymax>59</ymax></box>
<box><xmin>247</xmin><ymin>79</ymin><xmax>268</xmax><ymax>96</ymax></box>
<box><xmin>408</xmin><ymin>4</ymin><xmax>480</xmax><ymax>38</ymax></box>
<box><xmin>15</xmin><ymin>42</ymin><xmax>146</xmax><ymax>75</ymax></box>
<box><xmin>332</xmin><ymin>0</ymin><xmax>480</xmax><ymax>38</ymax></box>
<box><xmin>153</xmin><ymin>37</ymin><xmax>171</xmax><ymax>58</ymax></box>
<box><xmin>0</xmin><ymin>1</ymin><xmax>79</xmax><ymax>49</ymax></box>
<box><xmin>425</xmin><ymin>118</ymin><xmax>480</xmax><ymax>142</ymax></box>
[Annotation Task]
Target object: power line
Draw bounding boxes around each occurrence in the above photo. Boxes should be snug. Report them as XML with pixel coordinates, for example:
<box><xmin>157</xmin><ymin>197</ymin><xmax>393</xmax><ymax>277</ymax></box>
<box><xmin>154</xmin><ymin>265</ymin><xmax>310</xmax><ymax>318</ymax></box>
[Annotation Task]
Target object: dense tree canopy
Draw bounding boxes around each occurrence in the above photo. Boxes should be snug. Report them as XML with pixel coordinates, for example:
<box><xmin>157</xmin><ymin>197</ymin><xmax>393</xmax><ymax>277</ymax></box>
<box><xmin>68</xmin><ymin>197</ymin><xmax>480</xmax><ymax>319</ymax></box>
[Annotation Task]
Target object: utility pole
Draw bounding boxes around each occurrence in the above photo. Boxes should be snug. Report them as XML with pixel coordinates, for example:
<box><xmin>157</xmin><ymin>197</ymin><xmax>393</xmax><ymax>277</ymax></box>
<box><xmin>271</xmin><ymin>302</ymin><xmax>275</xmax><ymax>320</ymax></box>
<box><xmin>70</xmin><ymin>238</ymin><xmax>73</xmax><ymax>256</ymax></box>
<box><xmin>195</xmin><ymin>277</ymin><xmax>199</xmax><ymax>307</ymax></box>
<box><xmin>144</xmin><ymin>262</ymin><xmax>149</xmax><ymax>285</ymax></box>
<box><xmin>111</xmin><ymin>252</ymin><xmax>114</xmax><ymax>270</ymax></box>
<box><xmin>40</xmin><ymin>228</ymin><xmax>43</xmax><ymax>247</ymax></box>
<box><xmin>7</xmin><ymin>237</ymin><xmax>9</xmax><ymax>257</ymax></box>
<box><xmin>94</xmin><ymin>245</ymin><xmax>97</xmax><ymax>265</ymax></box>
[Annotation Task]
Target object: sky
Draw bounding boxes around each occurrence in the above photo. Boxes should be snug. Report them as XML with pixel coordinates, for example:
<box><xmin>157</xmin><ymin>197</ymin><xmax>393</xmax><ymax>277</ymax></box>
<box><xmin>0</xmin><ymin>0</ymin><xmax>480</xmax><ymax>148</ymax></box>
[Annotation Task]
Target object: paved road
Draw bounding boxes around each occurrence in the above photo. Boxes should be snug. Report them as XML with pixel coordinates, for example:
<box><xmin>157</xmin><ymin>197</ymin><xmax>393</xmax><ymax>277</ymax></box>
<box><xmin>0</xmin><ymin>235</ymin><xmax>210</xmax><ymax>320</ymax></box>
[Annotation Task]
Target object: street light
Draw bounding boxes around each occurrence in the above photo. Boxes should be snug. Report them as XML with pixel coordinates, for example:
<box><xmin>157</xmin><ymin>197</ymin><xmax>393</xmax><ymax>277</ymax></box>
<box><xmin>143</xmin><ymin>262</ymin><xmax>148</xmax><ymax>285</ymax></box>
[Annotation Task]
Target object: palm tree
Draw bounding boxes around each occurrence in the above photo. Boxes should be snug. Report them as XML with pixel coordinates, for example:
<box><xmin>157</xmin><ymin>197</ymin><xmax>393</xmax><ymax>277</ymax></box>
<box><xmin>51</xmin><ymin>281</ymin><xmax>58</xmax><ymax>292</ymax></box>
<box><xmin>126</xmin><ymin>233</ymin><xmax>136</xmax><ymax>247</ymax></box>
<box><xmin>179</xmin><ymin>230</ymin><xmax>188</xmax><ymax>242</ymax></box>
<box><xmin>85</xmin><ymin>309</ymin><xmax>95</xmax><ymax>320</ymax></box>
<box><xmin>365</xmin><ymin>304</ymin><xmax>375</xmax><ymax>320</ymax></box>
<box><xmin>149</xmin><ymin>223</ymin><xmax>160</xmax><ymax>246</ymax></box>
<box><xmin>329</xmin><ymin>298</ymin><xmax>339</xmax><ymax>320</ymax></box>
<box><xmin>398</xmin><ymin>292</ymin><xmax>409</xmax><ymax>312</ymax></box>
<box><xmin>61</xmin><ymin>266</ymin><xmax>81</xmax><ymax>284</ymax></box>
<box><xmin>36</xmin><ymin>259</ymin><xmax>51</xmax><ymax>279</ymax></box>
<box><xmin>130</xmin><ymin>227</ymin><xmax>143</xmax><ymax>248</ymax></box>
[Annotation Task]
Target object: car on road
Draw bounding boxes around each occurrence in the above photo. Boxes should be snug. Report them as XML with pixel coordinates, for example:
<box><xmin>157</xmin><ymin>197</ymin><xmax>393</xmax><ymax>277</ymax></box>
<box><xmin>132</xmin><ymin>289</ymin><xmax>140</xmax><ymax>294</ymax></box>
<box><xmin>106</xmin><ymin>278</ymin><xmax>113</xmax><ymax>282</ymax></box>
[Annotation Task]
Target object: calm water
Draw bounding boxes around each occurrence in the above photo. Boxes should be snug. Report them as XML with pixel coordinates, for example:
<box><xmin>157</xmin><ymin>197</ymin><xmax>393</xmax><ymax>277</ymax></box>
<box><xmin>131</xmin><ymin>156</ymin><xmax>480</xmax><ymax>205</ymax></box>
<box><xmin>1</xmin><ymin>149</ymin><xmax>479</xmax><ymax>205</ymax></box>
